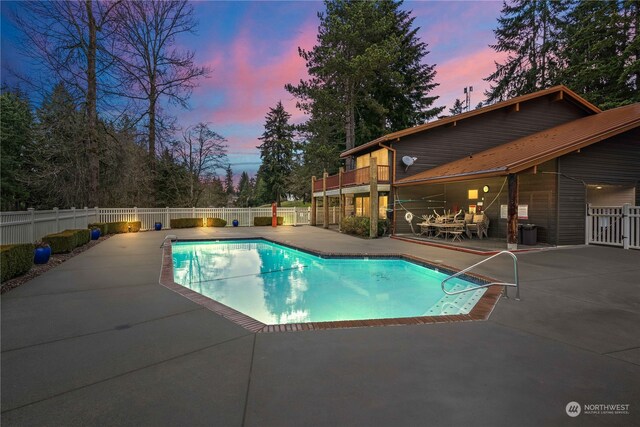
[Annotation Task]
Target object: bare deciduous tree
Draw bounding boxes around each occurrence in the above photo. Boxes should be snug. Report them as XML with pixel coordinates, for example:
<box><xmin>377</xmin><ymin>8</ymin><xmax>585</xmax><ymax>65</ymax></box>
<box><xmin>172</xmin><ymin>123</ymin><xmax>228</xmax><ymax>206</ymax></box>
<box><xmin>111</xmin><ymin>0</ymin><xmax>210</xmax><ymax>166</ymax></box>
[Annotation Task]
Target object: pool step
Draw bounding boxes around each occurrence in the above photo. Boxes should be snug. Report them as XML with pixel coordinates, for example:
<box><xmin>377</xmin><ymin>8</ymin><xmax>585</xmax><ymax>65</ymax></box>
<box><xmin>425</xmin><ymin>283</ymin><xmax>486</xmax><ymax>316</ymax></box>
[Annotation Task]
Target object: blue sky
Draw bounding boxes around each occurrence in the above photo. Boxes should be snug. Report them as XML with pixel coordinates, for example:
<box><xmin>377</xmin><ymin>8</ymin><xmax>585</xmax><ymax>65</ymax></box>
<box><xmin>1</xmin><ymin>0</ymin><xmax>505</xmax><ymax>178</ymax></box>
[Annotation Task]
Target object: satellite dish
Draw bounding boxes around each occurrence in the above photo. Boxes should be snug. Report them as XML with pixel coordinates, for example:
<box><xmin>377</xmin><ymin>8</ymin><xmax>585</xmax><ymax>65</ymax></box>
<box><xmin>402</xmin><ymin>156</ymin><xmax>417</xmax><ymax>172</ymax></box>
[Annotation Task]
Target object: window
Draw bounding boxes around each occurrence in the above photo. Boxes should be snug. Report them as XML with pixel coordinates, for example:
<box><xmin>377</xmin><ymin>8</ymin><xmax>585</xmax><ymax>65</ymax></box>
<box><xmin>355</xmin><ymin>148</ymin><xmax>389</xmax><ymax>169</ymax></box>
<box><xmin>468</xmin><ymin>189</ymin><xmax>478</xmax><ymax>199</ymax></box>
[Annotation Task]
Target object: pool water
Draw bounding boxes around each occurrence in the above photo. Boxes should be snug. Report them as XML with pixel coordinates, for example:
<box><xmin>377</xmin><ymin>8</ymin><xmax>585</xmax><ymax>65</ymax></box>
<box><xmin>171</xmin><ymin>240</ymin><xmax>486</xmax><ymax>325</ymax></box>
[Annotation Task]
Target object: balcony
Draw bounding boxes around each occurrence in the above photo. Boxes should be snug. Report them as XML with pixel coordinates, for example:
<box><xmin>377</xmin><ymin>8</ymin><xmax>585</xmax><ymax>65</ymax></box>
<box><xmin>313</xmin><ymin>165</ymin><xmax>390</xmax><ymax>193</ymax></box>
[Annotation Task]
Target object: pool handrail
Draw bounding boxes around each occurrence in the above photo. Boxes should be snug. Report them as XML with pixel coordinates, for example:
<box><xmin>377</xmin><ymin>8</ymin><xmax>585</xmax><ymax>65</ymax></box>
<box><xmin>441</xmin><ymin>250</ymin><xmax>520</xmax><ymax>300</ymax></box>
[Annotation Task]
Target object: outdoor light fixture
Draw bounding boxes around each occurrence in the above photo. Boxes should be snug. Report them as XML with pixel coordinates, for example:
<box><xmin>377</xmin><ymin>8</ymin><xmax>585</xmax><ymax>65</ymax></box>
<box><xmin>483</xmin><ymin>185</ymin><xmax>490</xmax><ymax>193</ymax></box>
<box><xmin>596</xmin><ymin>186</ymin><xmax>603</xmax><ymax>190</ymax></box>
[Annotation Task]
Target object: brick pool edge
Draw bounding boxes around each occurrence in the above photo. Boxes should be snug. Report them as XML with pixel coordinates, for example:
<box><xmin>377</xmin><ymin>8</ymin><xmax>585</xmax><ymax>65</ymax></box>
<box><xmin>159</xmin><ymin>238</ymin><xmax>504</xmax><ymax>333</ymax></box>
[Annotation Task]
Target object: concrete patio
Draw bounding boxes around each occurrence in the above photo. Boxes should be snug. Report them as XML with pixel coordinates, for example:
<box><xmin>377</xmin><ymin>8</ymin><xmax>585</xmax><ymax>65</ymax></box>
<box><xmin>2</xmin><ymin>226</ymin><xmax>639</xmax><ymax>426</ymax></box>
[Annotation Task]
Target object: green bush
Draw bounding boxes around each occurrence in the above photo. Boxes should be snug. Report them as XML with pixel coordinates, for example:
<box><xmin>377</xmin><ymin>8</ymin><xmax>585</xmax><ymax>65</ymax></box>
<box><xmin>89</xmin><ymin>221</ymin><xmax>141</xmax><ymax>234</ymax></box>
<box><xmin>43</xmin><ymin>230</ymin><xmax>77</xmax><ymax>253</ymax></box>
<box><xmin>206</xmin><ymin>218</ymin><xmax>227</xmax><ymax>227</ymax></box>
<box><xmin>89</xmin><ymin>222</ymin><xmax>109</xmax><ymax>235</ymax></box>
<box><xmin>253</xmin><ymin>216</ymin><xmax>284</xmax><ymax>226</ymax></box>
<box><xmin>340</xmin><ymin>216</ymin><xmax>386</xmax><ymax>238</ymax></box>
<box><xmin>1</xmin><ymin>244</ymin><xmax>34</xmax><ymax>282</ymax></box>
<box><xmin>69</xmin><ymin>229</ymin><xmax>91</xmax><ymax>246</ymax></box>
<box><xmin>170</xmin><ymin>218</ymin><xmax>203</xmax><ymax>228</ymax></box>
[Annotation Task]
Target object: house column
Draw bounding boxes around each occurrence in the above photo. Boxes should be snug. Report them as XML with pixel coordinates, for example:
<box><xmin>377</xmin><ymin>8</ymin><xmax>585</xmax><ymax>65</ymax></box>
<box><xmin>323</xmin><ymin>172</ymin><xmax>329</xmax><ymax>229</ymax></box>
<box><xmin>310</xmin><ymin>176</ymin><xmax>317</xmax><ymax>226</ymax></box>
<box><xmin>507</xmin><ymin>173</ymin><xmax>519</xmax><ymax>250</ymax></box>
<box><xmin>338</xmin><ymin>167</ymin><xmax>344</xmax><ymax>231</ymax></box>
<box><xmin>369</xmin><ymin>158</ymin><xmax>378</xmax><ymax>238</ymax></box>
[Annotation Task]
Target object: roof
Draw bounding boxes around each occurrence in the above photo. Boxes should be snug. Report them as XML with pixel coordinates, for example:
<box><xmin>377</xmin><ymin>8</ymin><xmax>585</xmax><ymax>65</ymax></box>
<box><xmin>394</xmin><ymin>103</ymin><xmax>640</xmax><ymax>186</ymax></box>
<box><xmin>340</xmin><ymin>85</ymin><xmax>601</xmax><ymax>158</ymax></box>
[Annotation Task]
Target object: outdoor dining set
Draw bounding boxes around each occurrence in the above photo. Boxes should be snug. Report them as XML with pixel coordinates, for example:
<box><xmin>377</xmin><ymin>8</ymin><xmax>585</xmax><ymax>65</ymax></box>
<box><xmin>417</xmin><ymin>210</ymin><xmax>490</xmax><ymax>242</ymax></box>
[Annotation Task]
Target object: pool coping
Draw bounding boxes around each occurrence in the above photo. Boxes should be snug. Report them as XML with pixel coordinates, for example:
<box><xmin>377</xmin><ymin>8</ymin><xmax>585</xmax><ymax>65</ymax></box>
<box><xmin>159</xmin><ymin>237</ymin><xmax>504</xmax><ymax>333</ymax></box>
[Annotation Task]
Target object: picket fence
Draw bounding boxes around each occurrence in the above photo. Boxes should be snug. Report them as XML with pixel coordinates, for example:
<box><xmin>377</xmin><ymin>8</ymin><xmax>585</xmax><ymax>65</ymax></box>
<box><xmin>586</xmin><ymin>204</ymin><xmax>640</xmax><ymax>250</ymax></box>
<box><xmin>0</xmin><ymin>207</ymin><xmax>311</xmax><ymax>245</ymax></box>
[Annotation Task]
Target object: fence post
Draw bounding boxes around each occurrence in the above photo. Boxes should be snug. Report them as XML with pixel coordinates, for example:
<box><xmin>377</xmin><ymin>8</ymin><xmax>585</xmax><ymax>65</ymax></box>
<box><xmin>84</xmin><ymin>207</ymin><xmax>88</xmax><ymax>227</ymax></box>
<box><xmin>134</xmin><ymin>206</ymin><xmax>138</xmax><ymax>221</ymax></box>
<box><xmin>293</xmin><ymin>207</ymin><xmax>298</xmax><ymax>226</ymax></box>
<box><xmin>249</xmin><ymin>207</ymin><xmax>252</xmax><ymax>226</ymax></box>
<box><xmin>623</xmin><ymin>203</ymin><xmax>630</xmax><ymax>250</ymax></box>
<box><xmin>95</xmin><ymin>206</ymin><xmax>99</xmax><ymax>223</ymax></box>
<box><xmin>192</xmin><ymin>206</ymin><xmax>196</xmax><ymax>219</ymax></box>
<box><xmin>54</xmin><ymin>207</ymin><xmax>60</xmax><ymax>231</ymax></box>
<box><xmin>585</xmin><ymin>203</ymin><xmax>591</xmax><ymax>245</ymax></box>
<box><xmin>71</xmin><ymin>207</ymin><xmax>76</xmax><ymax>228</ymax></box>
<box><xmin>166</xmin><ymin>207</ymin><xmax>170</xmax><ymax>229</ymax></box>
<box><xmin>28</xmin><ymin>208</ymin><xmax>35</xmax><ymax>242</ymax></box>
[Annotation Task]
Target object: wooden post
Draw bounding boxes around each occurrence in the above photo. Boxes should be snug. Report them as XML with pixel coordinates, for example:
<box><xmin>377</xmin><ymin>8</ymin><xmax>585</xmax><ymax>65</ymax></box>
<box><xmin>310</xmin><ymin>176</ymin><xmax>317</xmax><ymax>226</ymax></box>
<box><xmin>370</xmin><ymin>158</ymin><xmax>378</xmax><ymax>238</ymax></box>
<box><xmin>507</xmin><ymin>173</ymin><xmax>519</xmax><ymax>250</ymax></box>
<box><xmin>338</xmin><ymin>167</ymin><xmax>344</xmax><ymax>230</ymax></box>
<box><xmin>323</xmin><ymin>172</ymin><xmax>329</xmax><ymax>229</ymax></box>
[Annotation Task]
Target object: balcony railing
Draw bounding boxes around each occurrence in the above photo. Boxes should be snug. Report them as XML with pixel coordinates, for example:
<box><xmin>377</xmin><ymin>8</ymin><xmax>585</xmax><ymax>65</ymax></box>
<box><xmin>313</xmin><ymin>165</ymin><xmax>390</xmax><ymax>192</ymax></box>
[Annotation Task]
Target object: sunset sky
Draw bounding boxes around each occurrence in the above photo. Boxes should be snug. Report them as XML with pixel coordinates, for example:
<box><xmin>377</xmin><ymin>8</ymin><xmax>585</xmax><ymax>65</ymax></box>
<box><xmin>1</xmin><ymin>0</ymin><xmax>506</xmax><ymax>178</ymax></box>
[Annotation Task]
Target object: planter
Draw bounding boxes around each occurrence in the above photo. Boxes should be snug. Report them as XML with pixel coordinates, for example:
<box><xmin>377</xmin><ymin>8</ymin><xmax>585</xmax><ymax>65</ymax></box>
<box><xmin>232</xmin><ymin>219</ymin><xmax>239</xmax><ymax>227</ymax></box>
<box><xmin>34</xmin><ymin>245</ymin><xmax>51</xmax><ymax>264</ymax></box>
<box><xmin>155</xmin><ymin>222</ymin><xmax>162</xmax><ymax>231</ymax></box>
<box><xmin>90</xmin><ymin>228</ymin><xmax>101</xmax><ymax>240</ymax></box>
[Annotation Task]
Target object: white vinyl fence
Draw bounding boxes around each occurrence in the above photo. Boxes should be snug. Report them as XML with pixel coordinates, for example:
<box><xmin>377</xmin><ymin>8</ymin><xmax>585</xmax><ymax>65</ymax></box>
<box><xmin>315</xmin><ymin>206</ymin><xmax>341</xmax><ymax>225</ymax></box>
<box><xmin>586</xmin><ymin>204</ymin><xmax>640</xmax><ymax>250</ymax></box>
<box><xmin>0</xmin><ymin>207</ymin><xmax>311</xmax><ymax>245</ymax></box>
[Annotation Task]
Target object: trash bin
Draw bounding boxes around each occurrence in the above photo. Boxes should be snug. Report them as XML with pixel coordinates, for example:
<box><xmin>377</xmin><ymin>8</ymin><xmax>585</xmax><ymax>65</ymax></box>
<box><xmin>521</xmin><ymin>224</ymin><xmax>537</xmax><ymax>245</ymax></box>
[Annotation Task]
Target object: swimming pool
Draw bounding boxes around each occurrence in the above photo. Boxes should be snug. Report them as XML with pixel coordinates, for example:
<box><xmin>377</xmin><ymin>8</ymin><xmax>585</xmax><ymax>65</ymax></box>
<box><xmin>170</xmin><ymin>239</ymin><xmax>488</xmax><ymax>326</ymax></box>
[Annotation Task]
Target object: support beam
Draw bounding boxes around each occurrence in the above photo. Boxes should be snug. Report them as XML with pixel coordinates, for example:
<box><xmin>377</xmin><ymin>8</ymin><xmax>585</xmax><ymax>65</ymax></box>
<box><xmin>507</xmin><ymin>173</ymin><xmax>519</xmax><ymax>250</ymax></box>
<box><xmin>310</xmin><ymin>176</ymin><xmax>317</xmax><ymax>226</ymax></box>
<box><xmin>323</xmin><ymin>172</ymin><xmax>329</xmax><ymax>229</ymax></box>
<box><xmin>552</xmin><ymin>91</ymin><xmax>564</xmax><ymax>102</ymax></box>
<box><xmin>369</xmin><ymin>158</ymin><xmax>378</xmax><ymax>238</ymax></box>
<box><xmin>338</xmin><ymin>167</ymin><xmax>344</xmax><ymax>230</ymax></box>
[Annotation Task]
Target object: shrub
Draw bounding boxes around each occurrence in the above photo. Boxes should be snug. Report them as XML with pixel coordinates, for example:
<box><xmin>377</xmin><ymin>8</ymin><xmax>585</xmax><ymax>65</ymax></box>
<box><xmin>89</xmin><ymin>222</ymin><xmax>109</xmax><ymax>235</ymax></box>
<box><xmin>170</xmin><ymin>218</ymin><xmax>203</xmax><ymax>228</ymax></box>
<box><xmin>127</xmin><ymin>221</ymin><xmax>141</xmax><ymax>232</ymax></box>
<box><xmin>43</xmin><ymin>230</ymin><xmax>78</xmax><ymax>253</ymax></box>
<box><xmin>341</xmin><ymin>216</ymin><xmax>386</xmax><ymax>238</ymax></box>
<box><xmin>206</xmin><ymin>218</ymin><xmax>227</xmax><ymax>227</ymax></box>
<box><xmin>253</xmin><ymin>216</ymin><xmax>284</xmax><ymax>226</ymax></box>
<box><xmin>1</xmin><ymin>244</ymin><xmax>34</xmax><ymax>282</ymax></box>
<box><xmin>69</xmin><ymin>229</ymin><xmax>91</xmax><ymax>246</ymax></box>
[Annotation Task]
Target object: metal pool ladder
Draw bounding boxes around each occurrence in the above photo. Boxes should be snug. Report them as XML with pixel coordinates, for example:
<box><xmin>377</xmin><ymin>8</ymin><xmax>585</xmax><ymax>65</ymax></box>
<box><xmin>441</xmin><ymin>250</ymin><xmax>520</xmax><ymax>300</ymax></box>
<box><xmin>160</xmin><ymin>235</ymin><xmax>177</xmax><ymax>248</ymax></box>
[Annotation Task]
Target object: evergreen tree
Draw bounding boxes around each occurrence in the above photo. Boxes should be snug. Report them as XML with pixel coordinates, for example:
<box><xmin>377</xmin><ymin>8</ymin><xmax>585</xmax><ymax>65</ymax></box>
<box><xmin>561</xmin><ymin>0</ymin><xmax>640</xmax><ymax>109</ymax></box>
<box><xmin>620</xmin><ymin>0</ymin><xmax>640</xmax><ymax>97</ymax></box>
<box><xmin>287</xmin><ymin>0</ymin><xmax>442</xmax><ymax>168</ymax></box>
<box><xmin>485</xmin><ymin>0</ymin><xmax>568</xmax><ymax>102</ymax></box>
<box><xmin>0</xmin><ymin>87</ymin><xmax>32</xmax><ymax>210</ymax></box>
<box><xmin>449</xmin><ymin>98</ymin><xmax>465</xmax><ymax>115</ymax></box>
<box><xmin>257</xmin><ymin>101</ymin><xmax>295</xmax><ymax>206</ymax></box>
<box><xmin>475</xmin><ymin>102</ymin><xmax>484</xmax><ymax>110</ymax></box>
<box><xmin>224</xmin><ymin>164</ymin><xmax>234</xmax><ymax>195</ymax></box>
<box><xmin>236</xmin><ymin>171</ymin><xmax>252</xmax><ymax>207</ymax></box>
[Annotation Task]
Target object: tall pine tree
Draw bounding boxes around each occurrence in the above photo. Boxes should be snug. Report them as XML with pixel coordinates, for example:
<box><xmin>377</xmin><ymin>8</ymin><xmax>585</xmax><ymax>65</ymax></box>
<box><xmin>485</xmin><ymin>0</ymin><xmax>568</xmax><ymax>102</ymax></box>
<box><xmin>257</xmin><ymin>101</ymin><xmax>295</xmax><ymax>206</ymax></box>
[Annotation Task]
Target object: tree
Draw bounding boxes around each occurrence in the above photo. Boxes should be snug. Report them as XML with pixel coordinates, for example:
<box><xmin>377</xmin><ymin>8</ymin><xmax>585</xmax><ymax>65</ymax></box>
<box><xmin>560</xmin><ymin>0</ymin><xmax>640</xmax><ymax>109</ymax></box>
<box><xmin>485</xmin><ymin>0</ymin><xmax>568</xmax><ymax>102</ymax></box>
<box><xmin>111</xmin><ymin>0</ymin><xmax>209</xmax><ymax>165</ymax></box>
<box><xmin>287</xmin><ymin>0</ymin><xmax>442</xmax><ymax>168</ymax></box>
<box><xmin>0</xmin><ymin>87</ymin><xmax>32</xmax><ymax>210</ymax></box>
<box><xmin>257</xmin><ymin>101</ymin><xmax>296</xmax><ymax>206</ymax></box>
<box><xmin>224</xmin><ymin>164</ymin><xmax>235</xmax><ymax>196</ymax></box>
<box><xmin>11</xmin><ymin>1</ymin><xmax>120</xmax><ymax>205</ymax></box>
<box><xmin>475</xmin><ymin>102</ymin><xmax>484</xmax><ymax>110</ymax></box>
<box><xmin>172</xmin><ymin>123</ymin><xmax>228</xmax><ymax>206</ymax></box>
<box><xmin>236</xmin><ymin>171</ymin><xmax>252</xmax><ymax>207</ymax></box>
<box><xmin>449</xmin><ymin>98</ymin><xmax>465</xmax><ymax>115</ymax></box>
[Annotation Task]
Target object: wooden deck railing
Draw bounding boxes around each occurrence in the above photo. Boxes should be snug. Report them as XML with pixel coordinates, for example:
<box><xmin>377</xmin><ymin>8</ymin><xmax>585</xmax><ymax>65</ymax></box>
<box><xmin>313</xmin><ymin>165</ymin><xmax>390</xmax><ymax>193</ymax></box>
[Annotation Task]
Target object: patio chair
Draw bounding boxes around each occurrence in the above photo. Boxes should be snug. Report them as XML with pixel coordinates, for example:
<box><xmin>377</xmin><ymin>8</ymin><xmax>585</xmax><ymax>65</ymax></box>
<box><xmin>466</xmin><ymin>213</ymin><xmax>489</xmax><ymax>239</ymax></box>
<box><xmin>449</xmin><ymin>222</ymin><xmax>466</xmax><ymax>242</ymax></box>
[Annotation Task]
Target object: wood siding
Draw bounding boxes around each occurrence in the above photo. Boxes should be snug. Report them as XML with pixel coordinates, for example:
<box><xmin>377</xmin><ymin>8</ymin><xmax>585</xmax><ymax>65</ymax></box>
<box><xmin>391</xmin><ymin>97</ymin><xmax>589</xmax><ymax>181</ymax></box>
<box><xmin>557</xmin><ymin>127</ymin><xmax>640</xmax><ymax>245</ymax></box>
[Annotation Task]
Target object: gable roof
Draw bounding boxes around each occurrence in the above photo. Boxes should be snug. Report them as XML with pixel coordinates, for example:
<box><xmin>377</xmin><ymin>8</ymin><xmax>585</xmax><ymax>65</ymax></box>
<box><xmin>340</xmin><ymin>85</ymin><xmax>601</xmax><ymax>158</ymax></box>
<box><xmin>395</xmin><ymin>103</ymin><xmax>640</xmax><ymax>186</ymax></box>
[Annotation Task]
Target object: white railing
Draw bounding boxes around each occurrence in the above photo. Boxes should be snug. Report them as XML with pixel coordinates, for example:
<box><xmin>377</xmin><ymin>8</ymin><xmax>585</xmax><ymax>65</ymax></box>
<box><xmin>0</xmin><ymin>207</ymin><xmax>311</xmax><ymax>245</ymax></box>
<box><xmin>586</xmin><ymin>204</ymin><xmax>639</xmax><ymax>250</ymax></box>
<box><xmin>315</xmin><ymin>206</ymin><xmax>340</xmax><ymax>225</ymax></box>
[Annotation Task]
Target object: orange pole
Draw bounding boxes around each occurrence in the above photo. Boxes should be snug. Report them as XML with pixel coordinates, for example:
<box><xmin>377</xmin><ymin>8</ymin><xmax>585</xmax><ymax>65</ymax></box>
<box><xmin>272</xmin><ymin>202</ymin><xmax>277</xmax><ymax>227</ymax></box>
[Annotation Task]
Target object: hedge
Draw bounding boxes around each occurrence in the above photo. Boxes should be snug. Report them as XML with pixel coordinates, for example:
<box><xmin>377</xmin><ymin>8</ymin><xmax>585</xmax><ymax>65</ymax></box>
<box><xmin>206</xmin><ymin>218</ymin><xmax>227</xmax><ymax>227</ymax></box>
<box><xmin>1</xmin><ymin>244</ymin><xmax>34</xmax><ymax>283</ymax></box>
<box><xmin>340</xmin><ymin>216</ymin><xmax>387</xmax><ymax>238</ymax></box>
<box><xmin>170</xmin><ymin>218</ymin><xmax>203</xmax><ymax>228</ymax></box>
<box><xmin>88</xmin><ymin>221</ymin><xmax>141</xmax><ymax>234</ymax></box>
<box><xmin>43</xmin><ymin>229</ymin><xmax>91</xmax><ymax>253</ymax></box>
<box><xmin>254</xmin><ymin>216</ymin><xmax>284</xmax><ymax>226</ymax></box>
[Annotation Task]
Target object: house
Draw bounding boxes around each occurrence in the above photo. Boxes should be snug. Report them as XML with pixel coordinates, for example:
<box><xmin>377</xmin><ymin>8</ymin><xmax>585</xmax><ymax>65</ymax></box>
<box><xmin>310</xmin><ymin>85</ymin><xmax>640</xmax><ymax>248</ymax></box>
